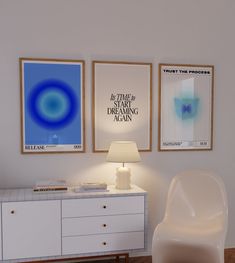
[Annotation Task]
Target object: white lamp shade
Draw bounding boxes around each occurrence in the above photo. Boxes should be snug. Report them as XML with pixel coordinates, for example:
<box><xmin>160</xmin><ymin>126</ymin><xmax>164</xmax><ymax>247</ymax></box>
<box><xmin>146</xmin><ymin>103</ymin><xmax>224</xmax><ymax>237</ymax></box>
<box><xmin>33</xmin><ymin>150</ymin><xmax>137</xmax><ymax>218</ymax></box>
<box><xmin>106</xmin><ymin>141</ymin><xmax>141</xmax><ymax>163</ymax></box>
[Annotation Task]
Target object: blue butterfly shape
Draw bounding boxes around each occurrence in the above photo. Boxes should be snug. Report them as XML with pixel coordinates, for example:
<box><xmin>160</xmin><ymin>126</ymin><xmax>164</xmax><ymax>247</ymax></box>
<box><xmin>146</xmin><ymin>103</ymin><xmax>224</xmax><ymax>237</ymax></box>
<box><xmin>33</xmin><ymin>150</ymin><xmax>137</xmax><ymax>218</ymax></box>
<box><xmin>174</xmin><ymin>98</ymin><xmax>199</xmax><ymax>120</ymax></box>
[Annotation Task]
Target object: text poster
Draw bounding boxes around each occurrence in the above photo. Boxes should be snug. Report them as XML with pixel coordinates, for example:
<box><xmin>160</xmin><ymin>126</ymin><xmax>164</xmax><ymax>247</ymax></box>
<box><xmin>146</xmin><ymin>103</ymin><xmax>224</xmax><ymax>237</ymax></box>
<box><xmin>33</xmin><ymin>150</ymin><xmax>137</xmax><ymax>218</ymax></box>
<box><xmin>159</xmin><ymin>64</ymin><xmax>214</xmax><ymax>151</ymax></box>
<box><xmin>93</xmin><ymin>61</ymin><xmax>152</xmax><ymax>152</ymax></box>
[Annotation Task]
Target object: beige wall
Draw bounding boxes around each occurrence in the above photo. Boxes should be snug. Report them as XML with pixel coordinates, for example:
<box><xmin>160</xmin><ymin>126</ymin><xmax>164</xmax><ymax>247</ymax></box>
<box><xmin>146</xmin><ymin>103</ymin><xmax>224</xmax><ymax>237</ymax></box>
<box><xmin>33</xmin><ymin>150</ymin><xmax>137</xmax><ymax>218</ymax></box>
<box><xmin>0</xmin><ymin>0</ymin><xmax>235</xmax><ymax>254</ymax></box>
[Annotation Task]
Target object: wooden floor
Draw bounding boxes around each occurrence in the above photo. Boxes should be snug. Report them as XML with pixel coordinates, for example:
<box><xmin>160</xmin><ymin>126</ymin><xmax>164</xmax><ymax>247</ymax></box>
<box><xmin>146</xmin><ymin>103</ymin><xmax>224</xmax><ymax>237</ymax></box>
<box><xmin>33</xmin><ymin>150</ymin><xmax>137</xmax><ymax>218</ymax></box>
<box><xmin>82</xmin><ymin>257</ymin><xmax>151</xmax><ymax>263</ymax></box>
<box><xmin>82</xmin><ymin>249</ymin><xmax>235</xmax><ymax>263</ymax></box>
<box><xmin>225</xmin><ymin>248</ymin><xmax>235</xmax><ymax>263</ymax></box>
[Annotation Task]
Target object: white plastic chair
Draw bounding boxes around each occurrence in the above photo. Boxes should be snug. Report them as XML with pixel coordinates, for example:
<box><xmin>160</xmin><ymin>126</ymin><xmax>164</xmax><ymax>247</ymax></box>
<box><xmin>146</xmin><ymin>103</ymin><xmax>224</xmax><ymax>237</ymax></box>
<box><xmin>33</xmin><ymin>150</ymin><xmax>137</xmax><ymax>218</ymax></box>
<box><xmin>152</xmin><ymin>170</ymin><xmax>228</xmax><ymax>263</ymax></box>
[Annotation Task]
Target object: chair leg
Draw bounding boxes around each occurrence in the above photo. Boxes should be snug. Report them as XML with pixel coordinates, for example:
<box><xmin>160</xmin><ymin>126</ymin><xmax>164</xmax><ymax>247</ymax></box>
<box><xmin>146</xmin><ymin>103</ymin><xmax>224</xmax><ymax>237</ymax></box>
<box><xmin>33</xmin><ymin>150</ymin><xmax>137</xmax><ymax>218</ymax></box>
<box><xmin>115</xmin><ymin>255</ymin><xmax>120</xmax><ymax>263</ymax></box>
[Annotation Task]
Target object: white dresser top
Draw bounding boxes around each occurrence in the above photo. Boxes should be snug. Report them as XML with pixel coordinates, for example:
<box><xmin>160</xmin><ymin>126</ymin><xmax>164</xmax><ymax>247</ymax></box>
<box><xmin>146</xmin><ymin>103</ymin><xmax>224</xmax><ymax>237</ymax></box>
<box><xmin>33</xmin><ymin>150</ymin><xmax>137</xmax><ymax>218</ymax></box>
<box><xmin>0</xmin><ymin>185</ymin><xmax>146</xmax><ymax>202</ymax></box>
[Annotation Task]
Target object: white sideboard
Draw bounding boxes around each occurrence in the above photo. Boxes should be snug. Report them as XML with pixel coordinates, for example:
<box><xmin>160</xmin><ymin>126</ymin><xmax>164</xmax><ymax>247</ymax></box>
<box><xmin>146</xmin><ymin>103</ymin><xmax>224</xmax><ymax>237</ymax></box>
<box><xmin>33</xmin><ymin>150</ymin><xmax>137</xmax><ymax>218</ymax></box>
<box><xmin>0</xmin><ymin>185</ymin><xmax>147</xmax><ymax>262</ymax></box>
<box><xmin>2</xmin><ymin>200</ymin><xmax>61</xmax><ymax>260</ymax></box>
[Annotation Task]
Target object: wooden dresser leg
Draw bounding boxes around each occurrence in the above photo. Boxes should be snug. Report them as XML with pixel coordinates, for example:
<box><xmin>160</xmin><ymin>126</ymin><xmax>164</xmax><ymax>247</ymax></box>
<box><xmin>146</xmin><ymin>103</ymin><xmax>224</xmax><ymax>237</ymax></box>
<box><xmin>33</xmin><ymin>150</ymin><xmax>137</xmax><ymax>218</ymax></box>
<box><xmin>115</xmin><ymin>255</ymin><xmax>120</xmax><ymax>263</ymax></box>
<box><xmin>125</xmin><ymin>253</ymin><xmax>129</xmax><ymax>263</ymax></box>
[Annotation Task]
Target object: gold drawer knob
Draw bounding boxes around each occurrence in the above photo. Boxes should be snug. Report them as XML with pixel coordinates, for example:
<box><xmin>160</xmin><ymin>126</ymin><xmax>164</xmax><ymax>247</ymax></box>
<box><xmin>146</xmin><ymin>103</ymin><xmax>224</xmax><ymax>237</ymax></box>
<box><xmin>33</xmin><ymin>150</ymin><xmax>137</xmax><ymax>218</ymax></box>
<box><xmin>103</xmin><ymin>224</ymin><xmax>107</xmax><ymax>227</ymax></box>
<box><xmin>103</xmin><ymin>205</ymin><xmax>107</xmax><ymax>209</ymax></box>
<box><xmin>102</xmin><ymin>242</ymin><xmax>107</xmax><ymax>246</ymax></box>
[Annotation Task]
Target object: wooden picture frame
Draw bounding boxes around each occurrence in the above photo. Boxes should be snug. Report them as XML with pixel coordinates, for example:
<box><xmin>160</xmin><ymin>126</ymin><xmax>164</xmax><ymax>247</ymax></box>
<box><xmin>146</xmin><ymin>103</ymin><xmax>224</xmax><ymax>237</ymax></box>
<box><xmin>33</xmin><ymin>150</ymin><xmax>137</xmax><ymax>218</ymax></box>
<box><xmin>158</xmin><ymin>63</ymin><xmax>214</xmax><ymax>151</ymax></box>
<box><xmin>92</xmin><ymin>61</ymin><xmax>152</xmax><ymax>152</ymax></box>
<box><xmin>20</xmin><ymin>58</ymin><xmax>85</xmax><ymax>153</ymax></box>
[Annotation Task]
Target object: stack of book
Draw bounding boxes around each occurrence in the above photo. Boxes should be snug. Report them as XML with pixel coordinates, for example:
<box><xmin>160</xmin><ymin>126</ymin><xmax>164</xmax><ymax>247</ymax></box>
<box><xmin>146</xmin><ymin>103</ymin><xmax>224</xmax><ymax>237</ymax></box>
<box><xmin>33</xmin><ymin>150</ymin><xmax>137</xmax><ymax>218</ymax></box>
<box><xmin>73</xmin><ymin>183</ymin><xmax>108</xmax><ymax>193</ymax></box>
<box><xmin>33</xmin><ymin>180</ymin><xmax>68</xmax><ymax>193</ymax></box>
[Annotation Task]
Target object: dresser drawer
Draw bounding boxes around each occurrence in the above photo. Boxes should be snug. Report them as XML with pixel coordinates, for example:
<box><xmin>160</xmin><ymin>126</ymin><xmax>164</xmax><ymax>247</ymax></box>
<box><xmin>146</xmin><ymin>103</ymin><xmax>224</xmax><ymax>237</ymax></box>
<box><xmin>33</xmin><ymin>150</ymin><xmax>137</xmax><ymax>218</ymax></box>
<box><xmin>62</xmin><ymin>231</ymin><xmax>144</xmax><ymax>255</ymax></box>
<box><xmin>62</xmin><ymin>196</ymin><xmax>144</xmax><ymax>217</ymax></box>
<box><xmin>62</xmin><ymin>214</ymin><xmax>144</xmax><ymax>236</ymax></box>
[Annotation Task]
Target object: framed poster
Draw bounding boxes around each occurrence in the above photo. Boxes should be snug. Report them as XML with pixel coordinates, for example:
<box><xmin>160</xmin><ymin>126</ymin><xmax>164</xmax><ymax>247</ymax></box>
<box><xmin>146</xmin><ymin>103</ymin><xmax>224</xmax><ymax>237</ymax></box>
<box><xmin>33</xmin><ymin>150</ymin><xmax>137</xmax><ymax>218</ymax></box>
<box><xmin>20</xmin><ymin>58</ymin><xmax>85</xmax><ymax>153</ymax></box>
<box><xmin>158</xmin><ymin>63</ymin><xmax>214</xmax><ymax>151</ymax></box>
<box><xmin>92</xmin><ymin>61</ymin><xmax>152</xmax><ymax>152</ymax></box>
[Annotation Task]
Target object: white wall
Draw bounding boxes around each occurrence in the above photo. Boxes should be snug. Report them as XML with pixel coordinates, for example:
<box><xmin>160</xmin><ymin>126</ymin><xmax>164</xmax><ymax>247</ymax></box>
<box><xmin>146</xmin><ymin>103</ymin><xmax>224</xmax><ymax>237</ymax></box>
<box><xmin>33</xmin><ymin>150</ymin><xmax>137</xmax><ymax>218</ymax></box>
<box><xmin>0</xmin><ymin>0</ymin><xmax>235</xmax><ymax>254</ymax></box>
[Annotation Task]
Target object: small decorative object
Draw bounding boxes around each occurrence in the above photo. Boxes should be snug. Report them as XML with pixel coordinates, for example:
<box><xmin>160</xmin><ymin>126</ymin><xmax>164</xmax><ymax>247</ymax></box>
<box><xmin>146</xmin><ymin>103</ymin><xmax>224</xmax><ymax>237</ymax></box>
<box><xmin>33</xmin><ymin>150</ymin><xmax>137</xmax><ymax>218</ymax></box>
<box><xmin>92</xmin><ymin>61</ymin><xmax>152</xmax><ymax>152</ymax></box>
<box><xmin>33</xmin><ymin>180</ymin><xmax>68</xmax><ymax>192</ymax></box>
<box><xmin>158</xmin><ymin>63</ymin><xmax>214</xmax><ymax>151</ymax></box>
<box><xmin>73</xmin><ymin>182</ymin><xmax>108</xmax><ymax>193</ymax></box>
<box><xmin>20</xmin><ymin>58</ymin><xmax>85</xmax><ymax>153</ymax></box>
<box><xmin>106</xmin><ymin>141</ymin><xmax>141</xmax><ymax>189</ymax></box>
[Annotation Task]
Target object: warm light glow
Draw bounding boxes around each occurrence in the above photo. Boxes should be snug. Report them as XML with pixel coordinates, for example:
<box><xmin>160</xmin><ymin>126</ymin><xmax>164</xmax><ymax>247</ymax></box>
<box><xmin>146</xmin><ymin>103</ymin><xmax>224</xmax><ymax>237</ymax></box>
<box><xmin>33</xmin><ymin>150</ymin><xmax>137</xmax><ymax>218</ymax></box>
<box><xmin>106</xmin><ymin>141</ymin><xmax>141</xmax><ymax>164</ymax></box>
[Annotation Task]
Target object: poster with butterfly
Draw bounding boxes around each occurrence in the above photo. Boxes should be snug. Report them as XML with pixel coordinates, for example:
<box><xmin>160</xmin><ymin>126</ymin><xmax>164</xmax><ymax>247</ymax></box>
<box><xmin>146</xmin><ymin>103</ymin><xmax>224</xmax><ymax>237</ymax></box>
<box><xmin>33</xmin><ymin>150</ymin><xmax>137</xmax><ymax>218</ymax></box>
<box><xmin>158</xmin><ymin>64</ymin><xmax>214</xmax><ymax>151</ymax></box>
<box><xmin>20</xmin><ymin>58</ymin><xmax>85</xmax><ymax>153</ymax></box>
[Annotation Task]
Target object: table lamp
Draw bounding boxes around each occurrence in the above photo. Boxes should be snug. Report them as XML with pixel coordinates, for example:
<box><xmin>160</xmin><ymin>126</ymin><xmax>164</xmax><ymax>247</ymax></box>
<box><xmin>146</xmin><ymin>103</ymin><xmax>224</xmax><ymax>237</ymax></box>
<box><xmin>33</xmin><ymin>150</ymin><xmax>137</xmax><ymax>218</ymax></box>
<box><xmin>106</xmin><ymin>141</ymin><xmax>141</xmax><ymax>189</ymax></box>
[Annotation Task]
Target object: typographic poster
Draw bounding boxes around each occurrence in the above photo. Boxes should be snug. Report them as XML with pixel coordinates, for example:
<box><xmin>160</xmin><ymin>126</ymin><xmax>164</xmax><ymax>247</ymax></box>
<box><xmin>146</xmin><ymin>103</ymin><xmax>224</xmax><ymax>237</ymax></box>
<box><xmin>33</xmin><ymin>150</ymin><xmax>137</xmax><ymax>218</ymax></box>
<box><xmin>93</xmin><ymin>62</ymin><xmax>152</xmax><ymax>152</ymax></box>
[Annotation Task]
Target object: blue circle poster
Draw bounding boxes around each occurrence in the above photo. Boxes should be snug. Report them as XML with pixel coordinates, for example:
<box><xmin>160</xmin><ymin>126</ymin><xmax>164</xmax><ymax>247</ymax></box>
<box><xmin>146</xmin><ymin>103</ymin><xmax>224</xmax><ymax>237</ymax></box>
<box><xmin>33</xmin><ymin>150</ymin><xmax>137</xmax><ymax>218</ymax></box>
<box><xmin>20</xmin><ymin>58</ymin><xmax>84</xmax><ymax>153</ymax></box>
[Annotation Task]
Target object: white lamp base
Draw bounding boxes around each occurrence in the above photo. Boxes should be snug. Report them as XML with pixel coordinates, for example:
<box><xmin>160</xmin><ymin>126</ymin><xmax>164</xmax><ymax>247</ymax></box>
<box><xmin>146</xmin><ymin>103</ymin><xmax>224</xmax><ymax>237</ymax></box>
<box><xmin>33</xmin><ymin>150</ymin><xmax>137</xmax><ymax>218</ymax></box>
<box><xmin>115</xmin><ymin>167</ymin><xmax>131</xmax><ymax>190</ymax></box>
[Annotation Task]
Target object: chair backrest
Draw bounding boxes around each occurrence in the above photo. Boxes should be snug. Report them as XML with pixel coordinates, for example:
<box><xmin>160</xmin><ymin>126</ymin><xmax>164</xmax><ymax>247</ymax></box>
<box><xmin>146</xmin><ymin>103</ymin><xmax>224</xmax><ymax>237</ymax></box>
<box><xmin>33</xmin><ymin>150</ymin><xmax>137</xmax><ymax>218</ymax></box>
<box><xmin>164</xmin><ymin>170</ymin><xmax>228</xmax><ymax>231</ymax></box>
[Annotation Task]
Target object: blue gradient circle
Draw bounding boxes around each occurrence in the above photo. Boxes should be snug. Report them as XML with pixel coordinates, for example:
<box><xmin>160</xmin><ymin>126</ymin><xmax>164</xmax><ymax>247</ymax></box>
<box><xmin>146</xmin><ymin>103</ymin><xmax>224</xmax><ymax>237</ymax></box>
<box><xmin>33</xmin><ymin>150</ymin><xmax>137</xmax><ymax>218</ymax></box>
<box><xmin>174</xmin><ymin>97</ymin><xmax>199</xmax><ymax>120</ymax></box>
<box><xmin>28</xmin><ymin>79</ymin><xmax>78</xmax><ymax>129</ymax></box>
